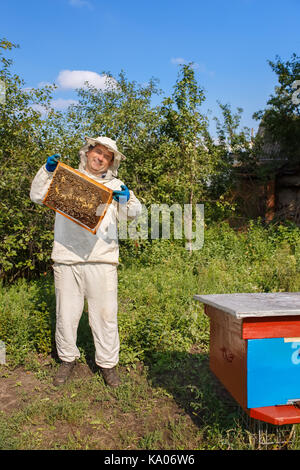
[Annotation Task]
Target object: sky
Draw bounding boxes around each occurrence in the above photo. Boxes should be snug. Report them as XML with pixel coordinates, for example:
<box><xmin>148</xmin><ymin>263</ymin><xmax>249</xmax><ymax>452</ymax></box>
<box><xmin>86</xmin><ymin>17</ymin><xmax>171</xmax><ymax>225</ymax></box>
<box><xmin>1</xmin><ymin>0</ymin><xmax>300</xmax><ymax>136</ymax></box>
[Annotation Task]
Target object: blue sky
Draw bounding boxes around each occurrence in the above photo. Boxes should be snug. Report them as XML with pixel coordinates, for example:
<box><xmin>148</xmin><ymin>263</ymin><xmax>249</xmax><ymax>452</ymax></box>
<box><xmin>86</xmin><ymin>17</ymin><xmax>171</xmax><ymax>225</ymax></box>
<box><xmin>1</xmin><ymin>0</ymin><xmax>300</xmax><ymax>135</ymax></box>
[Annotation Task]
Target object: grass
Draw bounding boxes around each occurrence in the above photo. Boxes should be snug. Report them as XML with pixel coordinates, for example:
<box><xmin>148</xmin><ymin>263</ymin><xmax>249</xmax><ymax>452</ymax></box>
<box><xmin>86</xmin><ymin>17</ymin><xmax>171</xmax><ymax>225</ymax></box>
<box><xmin>1</xmin><ymin>353</ymin><xmax>299</xmax><ymax>450</ymax></box>
<box><xmin>1</xmin><ymin>220</ymin><xmax>300</xmax><ymax>450</ymax></box>
<box><xmin>0</xmin><ymin>356</ymin><xmax>244</xmax><ymax>450</ymax></box>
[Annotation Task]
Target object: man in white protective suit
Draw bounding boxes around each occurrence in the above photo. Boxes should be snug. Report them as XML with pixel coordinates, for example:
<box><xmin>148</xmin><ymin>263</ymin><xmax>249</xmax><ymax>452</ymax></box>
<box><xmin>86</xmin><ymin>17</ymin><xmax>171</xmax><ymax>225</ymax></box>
<box><xmin>30</xmin><ymin>136</ymin><xmax>142</xmax><ymax>387</ymax></box>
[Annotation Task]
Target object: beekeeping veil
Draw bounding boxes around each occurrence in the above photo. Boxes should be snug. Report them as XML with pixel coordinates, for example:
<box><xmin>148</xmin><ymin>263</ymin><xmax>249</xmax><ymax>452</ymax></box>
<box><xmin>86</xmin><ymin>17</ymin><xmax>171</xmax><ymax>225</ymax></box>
<box><xmin>78</xmin><ymin>136</ymin><xmax>126</xmax><ymax>178</ymax></box>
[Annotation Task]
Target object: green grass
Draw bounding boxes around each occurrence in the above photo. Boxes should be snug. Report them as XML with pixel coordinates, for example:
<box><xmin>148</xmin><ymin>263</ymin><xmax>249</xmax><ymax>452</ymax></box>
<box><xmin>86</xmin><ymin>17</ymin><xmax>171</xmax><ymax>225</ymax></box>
<box><xmin>1</xmin><ymin>220</ymin><xmax>300</xmax><ymax>449</ymax></box>
<box><xmin>1</xmin><ymin>356</ymin><xmax>299</xmax><ymax>450</ymax></box>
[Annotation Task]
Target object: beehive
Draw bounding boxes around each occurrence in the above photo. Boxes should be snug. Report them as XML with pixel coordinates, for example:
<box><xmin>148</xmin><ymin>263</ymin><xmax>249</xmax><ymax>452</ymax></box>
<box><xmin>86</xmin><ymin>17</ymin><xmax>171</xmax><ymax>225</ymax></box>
<box><xmin>43</xmin><ymin>162</ymin><xmax>113</xmax><ymax>233</ymax></box>
<box><xmin>194</xmin><ymin>292</ymin><xmax>300</xmax><ymax>425</ymax></box>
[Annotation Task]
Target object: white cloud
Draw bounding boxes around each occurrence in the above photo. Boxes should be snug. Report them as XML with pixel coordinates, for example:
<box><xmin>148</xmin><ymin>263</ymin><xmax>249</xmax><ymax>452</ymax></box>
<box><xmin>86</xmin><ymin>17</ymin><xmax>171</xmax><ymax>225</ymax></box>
<box><xmin>22</xmin><ymin>86</ymin><xmax>34</xmax><ymax>92</ymax></box>
<box><xmin>31</xmin><ymin>103</ymin><xmax>48</xmax><ymax>114</ymax></box>
<box><xmin>171</xmin><ymin>57</ymin><xmax>187</xmax><ymax>65</ymax></box>
<box><xmin>171</xmin><ymin>58</ymin><xmax>214</xmax><ymax>77</ymax></box>
<box><xmin>52</xmin><ymin>98</ymin><xmax>78</xmax><ymax>110</ymax></box>
<box><xmin>171</xmin><ymin>57</ymin><xmax>200</xmax><ymax>69</ymax></box>
<box><xmin>31</xmin><ymin>98</ymin><xmax>78</xmax><ymax>115</ymax></box>
<box><xmin>196</xmin><ymin>63</ymin><xmax>215</xmax><ymax>77</ymax></box>
<box><xmin>56</xmin><ymin>70</ymin><xmax>117</xmax><ymax>90</ymax></box>
<box><xmin>37</xmin><ymin>81</ymin><xmax>54</xmax><ymax>88</ymax></box>
<box><xmin>68</xmin><ymin>0</ymin><xmax>93</xmax><ymax>9</ymax></box>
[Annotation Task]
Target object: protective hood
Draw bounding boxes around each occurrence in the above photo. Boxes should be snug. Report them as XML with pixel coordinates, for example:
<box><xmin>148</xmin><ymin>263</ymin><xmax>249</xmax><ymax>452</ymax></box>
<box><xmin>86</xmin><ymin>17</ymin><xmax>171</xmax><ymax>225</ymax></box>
<box><xmin>78</xmin><ymin>136</ymin><xmax>126</xmax><ymax>180</ymax></box>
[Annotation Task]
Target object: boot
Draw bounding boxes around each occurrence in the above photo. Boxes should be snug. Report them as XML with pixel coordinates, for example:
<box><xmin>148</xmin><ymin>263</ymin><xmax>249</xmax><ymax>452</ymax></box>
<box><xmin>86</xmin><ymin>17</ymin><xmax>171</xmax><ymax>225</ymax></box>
<box><xmin>99</xmin><ymin>366</ymin><xmax>121</xmax><ymax>388</ymax></box>
<box><xmin>53</xmin><ymin>360</ymin><xmax>76</xmax><ymax>387</ymax></box>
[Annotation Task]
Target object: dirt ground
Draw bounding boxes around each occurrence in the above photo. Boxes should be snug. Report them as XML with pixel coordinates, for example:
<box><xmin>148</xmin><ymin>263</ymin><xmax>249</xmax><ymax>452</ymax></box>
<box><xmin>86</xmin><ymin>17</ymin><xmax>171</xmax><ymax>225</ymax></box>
<box><xmin>1</xmin><ymin>351</ymin><xmax>297</xmax><ymax>450</ymax></box>
<box><xmin>0</xmin><ymin>355</ymin><xmax>204</xmax><ymax>450</ymax></box>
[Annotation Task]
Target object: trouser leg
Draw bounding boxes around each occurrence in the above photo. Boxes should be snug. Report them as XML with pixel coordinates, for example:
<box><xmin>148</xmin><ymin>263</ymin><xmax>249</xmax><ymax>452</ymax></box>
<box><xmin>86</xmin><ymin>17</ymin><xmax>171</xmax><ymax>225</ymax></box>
<box><xmin>53</xmin><ymin>263</ymin><xmax>84</xmax><ymax>363</ymax></box>
<box><xmin>83</xmin><ymin>263</ymin><xmax>119</xmax><ymax>369</ymax></box>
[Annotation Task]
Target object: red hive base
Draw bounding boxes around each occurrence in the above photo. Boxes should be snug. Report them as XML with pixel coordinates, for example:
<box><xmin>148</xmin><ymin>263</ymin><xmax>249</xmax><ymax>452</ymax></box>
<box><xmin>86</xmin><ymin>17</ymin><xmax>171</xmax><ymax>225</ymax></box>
<box><xmin>248</xmin><ymin>405</ymin><xmax>300</xmax><ymax>425</ymax></box>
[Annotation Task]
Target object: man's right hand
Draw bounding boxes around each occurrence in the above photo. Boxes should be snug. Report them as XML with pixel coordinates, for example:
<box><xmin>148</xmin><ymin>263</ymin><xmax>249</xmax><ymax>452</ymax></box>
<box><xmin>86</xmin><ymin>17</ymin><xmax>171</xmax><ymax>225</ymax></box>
<box><xmin>45</xmin><ymin>154</ymin><xmax>60</xmax><ymax>172</ymax></box>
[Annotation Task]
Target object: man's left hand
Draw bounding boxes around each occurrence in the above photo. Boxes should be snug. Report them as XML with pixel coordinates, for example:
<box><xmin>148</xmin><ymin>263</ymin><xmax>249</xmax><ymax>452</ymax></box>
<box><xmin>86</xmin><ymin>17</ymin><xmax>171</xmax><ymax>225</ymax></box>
<box><xmin>113</xmin><ymin>184</ymin><xmax>130</xmax><ymax>203</ymax></box>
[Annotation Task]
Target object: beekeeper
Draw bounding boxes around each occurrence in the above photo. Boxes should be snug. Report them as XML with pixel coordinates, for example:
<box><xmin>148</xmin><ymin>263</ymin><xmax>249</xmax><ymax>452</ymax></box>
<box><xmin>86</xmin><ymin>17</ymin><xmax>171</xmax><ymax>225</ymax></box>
<box><xmin>30</xmin><ymin>136</ymin><xmax>142</xmax><ymax>387</ymax></box>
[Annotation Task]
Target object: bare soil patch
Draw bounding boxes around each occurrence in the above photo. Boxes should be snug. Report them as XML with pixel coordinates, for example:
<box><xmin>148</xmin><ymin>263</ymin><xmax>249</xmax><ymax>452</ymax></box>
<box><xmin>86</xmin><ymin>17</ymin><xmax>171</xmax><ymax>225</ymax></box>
<box><xmin>0</xmin><ymin>356</ymin><xmax>202</xmax><ymax>450</ymax></box>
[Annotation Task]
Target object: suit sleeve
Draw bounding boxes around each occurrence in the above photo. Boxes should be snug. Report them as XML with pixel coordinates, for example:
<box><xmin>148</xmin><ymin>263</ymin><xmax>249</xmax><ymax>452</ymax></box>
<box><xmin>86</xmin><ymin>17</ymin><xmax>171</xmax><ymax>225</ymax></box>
<box><xmin>30</xmin><ymin>165</ymin><xmax>54</xmax><ymax>205</ymax></box>
<box><xmin>115</xmin><ymin>188</ymin><xmax>142</xmax><ymax>222</ymax></box>
<box><xmin>126</xmin><ymin>190</ymin><xmax>142</xmax><ymax>221</ymax></box>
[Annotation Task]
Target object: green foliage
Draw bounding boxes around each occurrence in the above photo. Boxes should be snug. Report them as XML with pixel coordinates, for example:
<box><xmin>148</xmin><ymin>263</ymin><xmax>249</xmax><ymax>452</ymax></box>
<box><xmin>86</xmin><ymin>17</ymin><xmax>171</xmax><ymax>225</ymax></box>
<box><xmin>1</xmin><ymin>221</ymin><xmax>300</xmax><ymax>450</ymax></box>
<box><xmin>61</xmin><ymin>71</ymin><xmax>166</xmax><ymax>205</ymax></box>
<box><xmin>0</xmin><ymin>42</ymin><xmax>212</xmax><ymax>280</ymax></box>
<box><xmin>1</xmin><ymin>37</ymin><xmax>299</xmax><ymax>285</ymax></box>
<box><xmin>0</xmin><ymin>39</ymin><xmax>252</xmax><ymax>282</ymax></box>
<box><xmin>0</xmin><ymin>38</ymin><xmax>65</xmax><ymax>280</ymax></box>
<box><xmin>253</xmin><ymin>53</ymin><xmax>300</xmax><ymax>165</ymax></box>
<box><xmin>0</xmin><ymin>276</ymin><xmax>55</xmax><ymax>366</ymax></box>
<box><xmin>1</xmin><ymin>39</ymin><xmax>300</xmax><ymax>451</ymax></box>
<box><xmin>1</xmin><ymin>222</ymin><xmax>300</xmax><ymax>369</ymax></box>
<box><xmin>211</xmin><ymin>102</ymin><xmax>254</xmax><ymax>194</ymax></box>
<box><xmin>160</xmin><ymin>64</ymin><xmax>216</xmax><ymax>206</ymax></box>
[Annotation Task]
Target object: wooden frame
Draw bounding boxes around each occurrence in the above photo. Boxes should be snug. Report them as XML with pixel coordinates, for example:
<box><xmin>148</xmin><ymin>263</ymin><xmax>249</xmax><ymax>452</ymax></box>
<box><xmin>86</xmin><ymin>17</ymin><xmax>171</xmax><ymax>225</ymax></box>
<box><xmin>42</xmin><ymin>162</ymin><xmax>113</xmax><ymax>234</ymax></box>
<box><xmin>205</xmin><ymin>305</ymin><xmax>248</xmax><ymax>409</ymax></box>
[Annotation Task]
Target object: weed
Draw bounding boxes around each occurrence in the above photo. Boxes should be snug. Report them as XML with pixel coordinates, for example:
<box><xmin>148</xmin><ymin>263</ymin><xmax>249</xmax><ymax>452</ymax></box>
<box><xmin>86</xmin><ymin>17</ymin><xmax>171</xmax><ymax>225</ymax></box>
<box><xmin>138</xmin><ymin>429</ymin><xmax>164</xmax><ymax>450</ymax></box>
<box><xmin>45</xmin><ymin>396</ymin><xmax>89</xmax><ymax>425</ymax></box>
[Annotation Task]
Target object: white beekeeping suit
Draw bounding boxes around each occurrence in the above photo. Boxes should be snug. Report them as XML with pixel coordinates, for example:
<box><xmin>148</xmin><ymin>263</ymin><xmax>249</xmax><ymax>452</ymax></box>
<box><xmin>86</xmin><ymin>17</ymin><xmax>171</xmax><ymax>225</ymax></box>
<box><xmin>30</xmin><ymin>136</ymin><xmax>142</xmax><ymax>372</ymax></box>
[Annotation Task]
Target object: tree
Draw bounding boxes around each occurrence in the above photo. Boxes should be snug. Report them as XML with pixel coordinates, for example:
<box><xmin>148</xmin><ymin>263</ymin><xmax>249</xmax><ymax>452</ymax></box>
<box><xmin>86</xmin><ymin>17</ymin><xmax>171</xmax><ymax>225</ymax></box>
<box><xmin>0</xmin><ymin>40</ymin><xmax>245</xmax><ymax>281</ymax></box>
<box><xmin>0</xmin><ymin>38</ymin><xmax>62</xmax><ymax>280</ymax></box>
<box><xmin>253</xmin><ymin>53</ymin><xmax>300</xmax><ymax>165</ymax></box>
<box><xmin>160</xmin><ymin>64</ymin><xmax>208</xmax><ymax>204</ymax></box>
<box><xmin>62</xmin><ymin>71</ymin><xmax>164</xmax><ymax>205</ymax></box>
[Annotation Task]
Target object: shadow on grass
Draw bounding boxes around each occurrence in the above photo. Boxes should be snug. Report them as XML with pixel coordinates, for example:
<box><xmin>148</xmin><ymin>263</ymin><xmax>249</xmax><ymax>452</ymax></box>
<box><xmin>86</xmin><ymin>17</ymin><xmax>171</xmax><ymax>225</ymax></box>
<box><xmin>144</xmin><ymin>350</ymin><xmax>241</xmax><ymax>434</ymax></box>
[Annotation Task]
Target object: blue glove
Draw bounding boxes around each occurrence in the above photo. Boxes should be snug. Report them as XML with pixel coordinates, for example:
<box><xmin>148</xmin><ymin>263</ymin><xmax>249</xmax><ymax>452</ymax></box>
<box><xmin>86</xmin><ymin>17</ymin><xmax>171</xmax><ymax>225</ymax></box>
<box><xmin>113</xmin><ymin>184</ymin><xmax>130</xmax><ymax>203</ymax></box>
<box><xmin>45</xmin><ymin>154</ymin><xmax>60</xmax><ymax>172</ymax></box>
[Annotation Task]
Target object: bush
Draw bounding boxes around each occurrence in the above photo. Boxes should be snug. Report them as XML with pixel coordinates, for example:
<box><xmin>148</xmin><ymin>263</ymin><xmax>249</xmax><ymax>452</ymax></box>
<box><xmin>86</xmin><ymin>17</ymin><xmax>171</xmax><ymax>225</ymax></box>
<box><xmin>0</xmin><ymin>276</ymin><xmax>55</xmax><ymax>366</ymax></box>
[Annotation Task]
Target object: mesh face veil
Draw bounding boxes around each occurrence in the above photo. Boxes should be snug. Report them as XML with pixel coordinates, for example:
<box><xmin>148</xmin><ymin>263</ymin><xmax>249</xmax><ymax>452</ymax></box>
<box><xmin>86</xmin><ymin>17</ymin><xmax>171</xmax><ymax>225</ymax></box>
<box><xmin>78</xmin><ymin>137</ymin><xmax>125</xmax><ymax>178</ymax></box>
